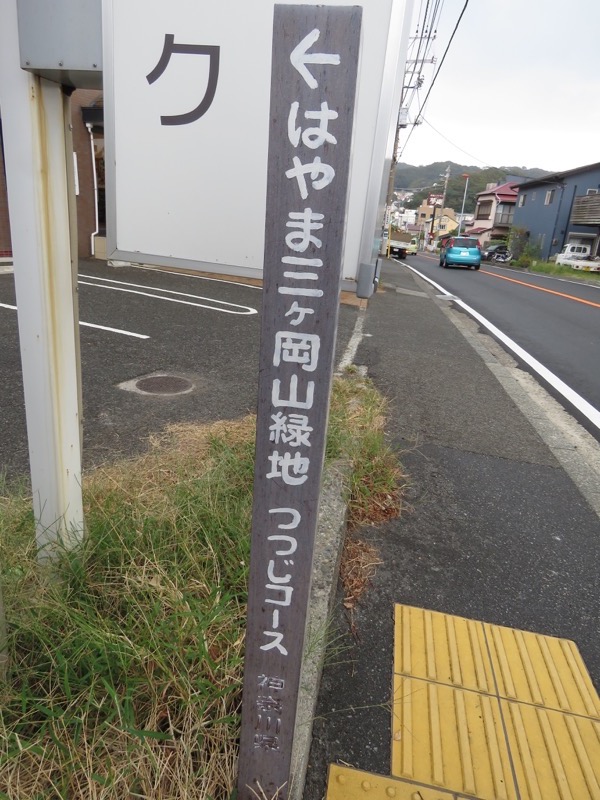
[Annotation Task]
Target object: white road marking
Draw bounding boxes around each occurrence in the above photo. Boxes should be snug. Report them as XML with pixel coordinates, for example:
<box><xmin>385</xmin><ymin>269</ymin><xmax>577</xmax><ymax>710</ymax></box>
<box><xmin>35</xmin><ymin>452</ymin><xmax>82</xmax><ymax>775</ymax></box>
<box><xmin>79</xmin><ymin>274</ymin><xmax>258</xmax><ymax>315</ymax></box>
<box><xmin>404</xmin><ymin>263</ymin><xmax>600</xmax><ymax>433</ymax></box>
<box><xmin>133</xmin><ymin>264</ymin><xmax>262</xmax><ymax>290</ymax></box>
<box><xmin>336</xmin><ymin>309</ymin><xmax>365</xmax><ymax>373</ymax></box>
<box><xmin>0</xmin><ymin>302</ymin><xmax>149</xmax><ymax>339</ymax></box>
<box><xmin>80</xmin><ymin>322</ymin><xmax>149</xmax><ymax>339</ymax></box>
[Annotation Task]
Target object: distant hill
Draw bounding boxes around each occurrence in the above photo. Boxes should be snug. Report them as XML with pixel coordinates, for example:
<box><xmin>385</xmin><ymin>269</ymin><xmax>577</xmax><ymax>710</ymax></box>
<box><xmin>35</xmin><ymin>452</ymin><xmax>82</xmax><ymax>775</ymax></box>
<box><xmin>395</xmin><ymin>162</ymin><xmax>551</xmax><ymax>214</ymax></box>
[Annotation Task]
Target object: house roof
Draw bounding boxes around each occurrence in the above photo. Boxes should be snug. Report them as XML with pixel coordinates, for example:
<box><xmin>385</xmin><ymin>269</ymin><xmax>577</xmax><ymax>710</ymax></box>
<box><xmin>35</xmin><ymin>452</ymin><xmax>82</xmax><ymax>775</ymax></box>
<box><xmin>465</xmin><ymin>226</ymin><xmax>492</xmax><ymax>234</ymax></box>
<box><xmin>517</xmin><ymin>161</ymin><xmax>600</xmax><ymax>189</ymax></box>
<box><xmin>476</xmin><ymin>182</ymin><xmax>520</xmax><ymax>203</ymax></box>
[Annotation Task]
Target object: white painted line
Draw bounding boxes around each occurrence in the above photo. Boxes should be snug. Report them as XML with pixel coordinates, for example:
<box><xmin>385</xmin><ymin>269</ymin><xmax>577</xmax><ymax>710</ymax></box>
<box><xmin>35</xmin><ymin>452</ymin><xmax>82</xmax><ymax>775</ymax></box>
<box><xmin>133</xmin><ymin>264</ymin><xmax>263</xmax><ymax>290</ymax></box>
<box><xmin>404</xmin><ymin>263</ymin><xmax>600</xmax><ymax>433</ymax></box>
<box><xmin>336</xmin><ymin>309</ymin><xmax>365</xmax><ymax>373</ymax></box>
<box><xmin>1</xmin><ymin>302</ymin><xmax>149</xmax><ymax>339</ymax></box>
<box><xmin>80</xmin><ymin>321</ymin><xmax>149</xmax><ymax>339</ymax></box>
<box><xmin>79</xmin><ymin>275</ymin><xmax>258</xmax><ymax>315</ymax></box>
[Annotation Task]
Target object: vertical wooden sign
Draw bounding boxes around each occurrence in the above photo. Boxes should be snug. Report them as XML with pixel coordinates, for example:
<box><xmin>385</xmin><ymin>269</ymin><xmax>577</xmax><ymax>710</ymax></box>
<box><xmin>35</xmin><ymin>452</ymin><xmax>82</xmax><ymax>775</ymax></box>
<box><xmin>237</xmin><ymin>5</ymin><xmax>361</xmax><ymax>799</ymax></box>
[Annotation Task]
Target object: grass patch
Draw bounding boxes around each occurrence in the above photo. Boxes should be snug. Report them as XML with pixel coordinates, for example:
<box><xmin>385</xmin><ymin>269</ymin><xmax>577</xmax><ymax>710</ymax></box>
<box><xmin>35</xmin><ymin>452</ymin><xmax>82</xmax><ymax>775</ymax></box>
<box><xmin>0</xmin><ymin>373</ymin><xmax>404</xmax><ymax>798</ymax></box>
<box><xmin>515</xmin><ymin>260</ymin><xmax>600</xmax><ymax>282</ymax></box>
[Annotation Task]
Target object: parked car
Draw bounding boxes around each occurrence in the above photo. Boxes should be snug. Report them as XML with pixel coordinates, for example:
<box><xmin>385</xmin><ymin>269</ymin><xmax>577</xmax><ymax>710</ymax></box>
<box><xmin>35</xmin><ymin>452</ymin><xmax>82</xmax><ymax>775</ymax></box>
<box><xmin>483</xmin><ymin>243</ymin><xmax>509</xmax><ymax>261</ymax></box>
<box><xmin>555</xmin><ymin>243</ymin><xmax>592</xmax><ymax>265</ymax></box>
<box><xmin>439</xmin><ymin>236</ymin><xmax>481</xmax><ymax>269</ymax></box>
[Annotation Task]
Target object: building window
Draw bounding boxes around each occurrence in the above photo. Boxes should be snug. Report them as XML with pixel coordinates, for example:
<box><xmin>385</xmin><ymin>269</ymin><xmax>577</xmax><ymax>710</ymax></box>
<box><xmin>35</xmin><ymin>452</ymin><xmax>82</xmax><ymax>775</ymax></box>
<box><xmin>476</xmin><ymin>201</ymin><xmax>493</xmax><ymax>219</ymax></box>
<box><xmin>518</xmin><ymin>194</ymin><xmax>526</xmax><ymax>207</ymax></box>
<box><xmin>586</xmin><ymin>188</ymin><xmax>598</xmax><ymax>196</ymax></box>
<box><xmin>545</xmin><ymin>189</ymin><xmax>555</xmax><ymax>205</ymax></box>
<box><xmin>495</xmin><ymin>204</ymin><xmax>514</xmax><ymax>226</ymax></box>
<box><xmin>532</xmin><ymin>192</ymin><xmax>537</xmax><ymax>201</ymax></box>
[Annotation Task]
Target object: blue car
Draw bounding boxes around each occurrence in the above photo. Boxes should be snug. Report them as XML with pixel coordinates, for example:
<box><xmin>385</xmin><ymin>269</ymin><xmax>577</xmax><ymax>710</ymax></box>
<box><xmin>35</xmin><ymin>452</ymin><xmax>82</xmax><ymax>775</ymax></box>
<box><xmin>439</xmin><ymin>236</ymin><xmax>481</xmax><ymax>269</ymax></box>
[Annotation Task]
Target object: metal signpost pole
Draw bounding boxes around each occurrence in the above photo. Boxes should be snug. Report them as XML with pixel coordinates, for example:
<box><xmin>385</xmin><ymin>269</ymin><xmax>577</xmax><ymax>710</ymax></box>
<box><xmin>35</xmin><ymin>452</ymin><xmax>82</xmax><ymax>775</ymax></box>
<box><xmin>236</xmin><ymin>6</ymin><xmax>361</xmax><ymax>799</ymax></box>
<box><xmin>0</xmin><ymin>0</ymin><xmax>84</xmax><ymax>560</ymax></box>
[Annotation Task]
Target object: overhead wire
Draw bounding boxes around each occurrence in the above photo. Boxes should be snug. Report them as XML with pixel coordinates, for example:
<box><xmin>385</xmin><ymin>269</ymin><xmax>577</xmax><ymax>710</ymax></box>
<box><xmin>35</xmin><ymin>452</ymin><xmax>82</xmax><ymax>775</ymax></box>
<box><xmin>419</xmin><ymin>116</ymin><xmax>491</xmax><ymax>168</ymax></box>
<box><xmin>399</xmin><ymin>0</ymin><xmax>470</xmax><ymax>158</ymax></box>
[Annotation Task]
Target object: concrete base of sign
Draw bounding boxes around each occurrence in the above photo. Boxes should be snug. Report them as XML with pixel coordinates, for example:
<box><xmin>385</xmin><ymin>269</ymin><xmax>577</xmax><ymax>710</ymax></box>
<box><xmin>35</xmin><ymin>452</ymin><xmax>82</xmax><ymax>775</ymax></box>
<box><xmin>290</xmin><ymin>461</ymin><xmax>349</xmax><ymax>800</ymax></box>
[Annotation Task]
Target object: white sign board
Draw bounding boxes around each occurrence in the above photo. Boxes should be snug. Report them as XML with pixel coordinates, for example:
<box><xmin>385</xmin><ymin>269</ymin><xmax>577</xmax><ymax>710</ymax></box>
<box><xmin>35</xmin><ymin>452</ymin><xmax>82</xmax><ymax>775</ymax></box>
<box><xmin>103</xmin><ymin>0</ymin><xmax>411</xmax><ymax>283</ymax></box>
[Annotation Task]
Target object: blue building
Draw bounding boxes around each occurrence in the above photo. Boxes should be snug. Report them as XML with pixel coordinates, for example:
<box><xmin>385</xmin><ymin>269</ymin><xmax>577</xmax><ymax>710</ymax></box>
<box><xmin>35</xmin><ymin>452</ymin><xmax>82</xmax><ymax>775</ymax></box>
<box><xmin>512</xmin><ymin>162</ymin><xmax>600</xmax><ymax>260</ymax></box>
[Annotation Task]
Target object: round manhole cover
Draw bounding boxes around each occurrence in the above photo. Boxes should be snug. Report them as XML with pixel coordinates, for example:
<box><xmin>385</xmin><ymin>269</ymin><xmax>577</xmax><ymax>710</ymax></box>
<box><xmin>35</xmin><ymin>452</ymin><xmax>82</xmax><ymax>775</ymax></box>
<box><xmin>135</xmin><ymin>375</ymin><xmax>193</xmax><ymax>395</ymax></box>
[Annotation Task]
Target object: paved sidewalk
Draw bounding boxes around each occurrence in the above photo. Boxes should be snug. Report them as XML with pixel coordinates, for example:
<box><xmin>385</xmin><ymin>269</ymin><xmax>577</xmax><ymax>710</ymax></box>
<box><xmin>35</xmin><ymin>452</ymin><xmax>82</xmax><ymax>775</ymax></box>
<box><xmin>304</xmin><ymin>259</ymin><xmax>600</xmax><ymax>798</ymax></box>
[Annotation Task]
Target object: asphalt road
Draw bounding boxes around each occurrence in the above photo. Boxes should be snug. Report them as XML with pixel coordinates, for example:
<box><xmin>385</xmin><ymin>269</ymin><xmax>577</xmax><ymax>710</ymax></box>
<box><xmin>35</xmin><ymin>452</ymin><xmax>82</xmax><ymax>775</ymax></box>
<box><xmin>400</xmin><ymin>253</ymin><xmax>600</xmax><ymax>438</ymax></box>
<box><xmin>0</xmin><ymin>260</ymin><xmax>359</xmax><ymax>480</ymax></box>
<box><xmin>304</xmin><ymin>259</ymin><xmax>600</xmax><ymax>799</ymax></box>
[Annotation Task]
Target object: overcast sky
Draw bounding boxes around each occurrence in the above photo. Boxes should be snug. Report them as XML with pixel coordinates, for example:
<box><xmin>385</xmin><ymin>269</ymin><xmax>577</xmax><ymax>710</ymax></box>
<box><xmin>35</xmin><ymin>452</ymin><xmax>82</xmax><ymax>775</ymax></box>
<box><xmin>398</xmin><ymin>0</ymin><xmax>600</xmax><ymax>173</ymax></box>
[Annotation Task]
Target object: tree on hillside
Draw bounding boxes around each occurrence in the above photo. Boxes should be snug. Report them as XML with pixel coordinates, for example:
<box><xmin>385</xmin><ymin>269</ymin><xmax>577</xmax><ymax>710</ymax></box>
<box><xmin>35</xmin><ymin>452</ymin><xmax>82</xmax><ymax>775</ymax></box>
<box><xmin>394</xmin><ymin>163</ymin><xmax>550</xmax><ymax>215</ymax></box>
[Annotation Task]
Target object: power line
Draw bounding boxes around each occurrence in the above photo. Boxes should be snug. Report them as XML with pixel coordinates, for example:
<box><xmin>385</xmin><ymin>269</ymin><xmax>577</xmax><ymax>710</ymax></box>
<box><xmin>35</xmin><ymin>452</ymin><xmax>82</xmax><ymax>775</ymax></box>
<box><xmin>417</xmin><ymin>116</ymin><xmax>553</xmax><ymax>182</ymax></box>
<box><xmin>400</xmin><ymin>0</ymin><xmax>470</xmax><ymax>158</ymax></box>
<box><xmin>401</xmin><ymin>0</ymin><xmax>445</xmax><ymax>111</ymax></box>
<box><xmin>420</xmin><ymin>116</ymin><xmax>491</xmax><ymax>167</ymax></box>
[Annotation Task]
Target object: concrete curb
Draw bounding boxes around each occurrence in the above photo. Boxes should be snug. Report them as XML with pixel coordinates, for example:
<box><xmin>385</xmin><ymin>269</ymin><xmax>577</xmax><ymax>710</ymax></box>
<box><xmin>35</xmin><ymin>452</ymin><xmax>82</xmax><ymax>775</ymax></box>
<box><xmin>290</xmin><ymin>460</ymin><xmax>349</xmax><ymax>800</ymax></box>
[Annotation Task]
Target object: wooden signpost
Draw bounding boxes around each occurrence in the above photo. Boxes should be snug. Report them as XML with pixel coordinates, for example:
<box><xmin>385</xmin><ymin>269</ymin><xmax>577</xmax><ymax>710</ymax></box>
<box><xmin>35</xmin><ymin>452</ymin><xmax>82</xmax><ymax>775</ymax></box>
<box><xmin>237</xmin><ymin>5</ymin><xmax>361</xmax><ymax>799</ymax></box>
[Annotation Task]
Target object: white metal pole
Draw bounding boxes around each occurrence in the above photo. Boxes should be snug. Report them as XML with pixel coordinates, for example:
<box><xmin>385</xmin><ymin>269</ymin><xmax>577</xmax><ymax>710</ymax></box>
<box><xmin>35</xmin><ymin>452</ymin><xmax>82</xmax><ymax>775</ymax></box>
<box><xmin>0</xmin><ymin>0</ymin><xmax>84</xmax><ymax>560</ymax></box>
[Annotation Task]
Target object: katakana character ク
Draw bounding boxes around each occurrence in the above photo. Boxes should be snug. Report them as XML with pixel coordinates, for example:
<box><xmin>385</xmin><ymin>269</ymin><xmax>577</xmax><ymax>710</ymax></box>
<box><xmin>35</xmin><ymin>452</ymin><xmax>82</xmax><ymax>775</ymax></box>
<box><xmin>269</xmin><ymin>412</ymin><xmax>313</xmax><ymax>447</ymax></box>
<box><xmin>288</xmin><ymin>101</ymin><xmax>338</xmax><ymax>149</ymax></box>
<box><xmin>274</xmin><ymin>331</ymin><xmax>320</xmax><ymax>372</ymax></box>
<box><xmin>146</xmin><ymin>34</ymin><xmax>220</xmax><ymax>126</ymax></box>
<box><xmin>266</xmin><ymin>450</ymin><xmax>310</xmax><ymax>486</ymax></box>
<box><xmin>286</xmin><ymin>156</ymin><xmax>335</xmax><ymax>200</ymax></box>
<box><xmin>285</xmin><ymin>208</ymin><xmax>324</xmax><ymax>252</ymax></box>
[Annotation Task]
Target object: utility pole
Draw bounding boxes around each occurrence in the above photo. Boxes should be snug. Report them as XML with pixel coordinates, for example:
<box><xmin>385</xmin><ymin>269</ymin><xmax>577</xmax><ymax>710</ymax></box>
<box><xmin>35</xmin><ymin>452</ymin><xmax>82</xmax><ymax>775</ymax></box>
<box><xmin>429</xmin><ymin>204</ymin><xmax>437</xmax><ymax>248</ymax></box>
<box><xmin>384</xmin><ymin>36</ymin><xmax>437</xmax><ymax>234</ymax></box>
<box><xmin>434</xmin><ymin>164</ymin><xmax>451</xmax><ymax>246</ymax></box>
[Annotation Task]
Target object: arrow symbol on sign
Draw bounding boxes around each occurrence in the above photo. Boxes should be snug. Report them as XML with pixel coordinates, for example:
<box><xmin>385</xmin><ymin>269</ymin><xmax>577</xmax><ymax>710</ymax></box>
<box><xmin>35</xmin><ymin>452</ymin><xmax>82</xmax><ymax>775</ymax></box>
<box><xmin>290</xmin><ymin>28</ymin><xmax>341</xmax><ymax>89</ymax></box>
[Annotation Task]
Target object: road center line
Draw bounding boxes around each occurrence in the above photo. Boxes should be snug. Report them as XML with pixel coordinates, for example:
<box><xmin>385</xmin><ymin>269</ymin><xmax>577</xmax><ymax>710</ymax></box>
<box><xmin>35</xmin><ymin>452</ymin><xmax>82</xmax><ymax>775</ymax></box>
<box><xmin>402</xmin><ymin>264</ymin><xmax>600</xmax><ymax>433</ymax></box>
<box><xmin>0</xmin><ymin>302</ymin><xmax>149</xmax><ymax>339</ymax></box>
<box><xmin>480</xmin><ymin>270</ymin><xmax>600</xmax><ymax>308</ymax></box>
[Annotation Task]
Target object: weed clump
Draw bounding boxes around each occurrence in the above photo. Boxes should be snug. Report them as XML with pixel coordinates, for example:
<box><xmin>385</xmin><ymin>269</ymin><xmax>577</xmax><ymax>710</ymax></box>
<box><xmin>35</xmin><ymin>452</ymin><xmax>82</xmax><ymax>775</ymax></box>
<box><xmin>0</xmin><ymin>376</ymin><xmax>404</xmax><ymax>798</ymax></box>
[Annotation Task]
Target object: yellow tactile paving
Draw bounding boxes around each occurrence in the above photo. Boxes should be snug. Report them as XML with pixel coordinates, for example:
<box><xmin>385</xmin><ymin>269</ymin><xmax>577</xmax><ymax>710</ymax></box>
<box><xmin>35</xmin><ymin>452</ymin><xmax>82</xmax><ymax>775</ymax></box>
<box><xmin>484</xmin><ymin>622</ymin><xmax>600</xmax><ymax>717</ymax></box>
<box><xmin>327</xmin><ymin>764</ymin><xmax>457</xmax><ymax>799</ymax></box>
<box><xmin>389</xmin><ymin>605</ymin><xmax>600</xmax><ymax>800</ymax></box>
<box><xmin>326</xmin><ymin>605</ymin><xmax>600</xmax><ymax>800</ymax></box>
<box><xmin>394</xmin><ymin>604</ymin><xmax>495</xmax><ymax>694</ymax></box>
<box><xmin>392</xmin><ymin>675</ymin><xmax>517</xmax><ymax>799</ymax></box>
<box><xmin>503</xmin><ymin>701</ymin><xmax>600</xmax><ymax>800</ymax></box>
